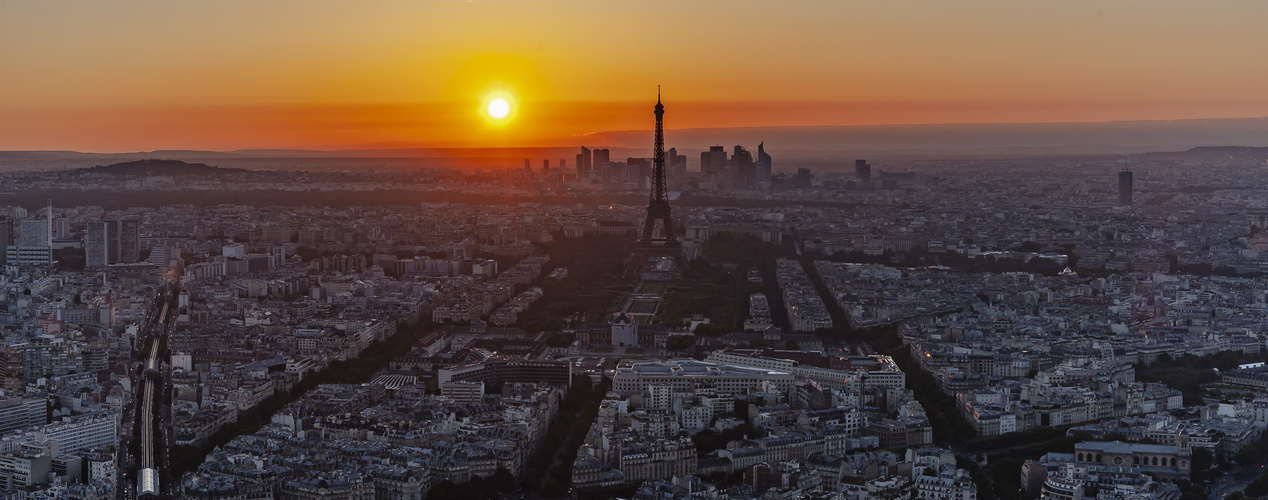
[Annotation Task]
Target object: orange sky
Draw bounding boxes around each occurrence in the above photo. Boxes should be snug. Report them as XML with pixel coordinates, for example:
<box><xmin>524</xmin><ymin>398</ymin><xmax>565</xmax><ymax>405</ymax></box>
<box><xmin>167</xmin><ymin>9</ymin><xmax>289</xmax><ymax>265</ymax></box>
<box><xmin>4</xmin><ymin>1</ymin><xmax>1268</xmax><ymax>151</ymax></box>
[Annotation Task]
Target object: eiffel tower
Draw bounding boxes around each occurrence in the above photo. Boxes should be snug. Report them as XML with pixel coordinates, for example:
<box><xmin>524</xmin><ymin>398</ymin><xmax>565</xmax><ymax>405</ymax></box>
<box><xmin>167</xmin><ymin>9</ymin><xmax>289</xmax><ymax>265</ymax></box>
<box><xmin>625</xmin><ymin>88</ymin><xmax>689</xmax><ymax>277</ymax></box>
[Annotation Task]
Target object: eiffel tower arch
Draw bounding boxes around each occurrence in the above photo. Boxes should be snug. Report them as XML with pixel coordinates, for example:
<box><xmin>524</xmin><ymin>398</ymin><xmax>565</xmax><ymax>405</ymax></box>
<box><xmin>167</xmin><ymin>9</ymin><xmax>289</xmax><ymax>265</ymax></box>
<box><xmin>626</xmin><ymin>89</ymin><xmax>689</xmax><ymax>278</ymax></box>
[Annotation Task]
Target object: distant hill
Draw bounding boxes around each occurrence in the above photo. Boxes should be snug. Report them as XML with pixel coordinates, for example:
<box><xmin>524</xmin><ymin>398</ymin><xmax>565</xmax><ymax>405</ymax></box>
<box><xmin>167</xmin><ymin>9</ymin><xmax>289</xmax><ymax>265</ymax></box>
<box><xmin>81</xmin><ymin>159</ymin><xmax>248</xmax><ymax>176</ymax></box>
<box><xmin>1133</xmin><ymin>145</ymin><xmax>1268</xmax><ymax>164</ymax></box>
<box><xmin>1183</xmin><ymin>145</ymin><xmax>1268</xmax><ymax>156</ymax></box>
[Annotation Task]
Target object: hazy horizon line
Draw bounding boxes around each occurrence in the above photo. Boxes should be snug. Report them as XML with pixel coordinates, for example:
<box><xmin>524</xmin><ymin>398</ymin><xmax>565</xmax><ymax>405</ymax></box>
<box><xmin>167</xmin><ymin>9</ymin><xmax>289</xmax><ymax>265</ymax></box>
<box><xmin>5</xmin><ymin>114</ymin><xmax>1268</xmax><ymax>156</ymax></box>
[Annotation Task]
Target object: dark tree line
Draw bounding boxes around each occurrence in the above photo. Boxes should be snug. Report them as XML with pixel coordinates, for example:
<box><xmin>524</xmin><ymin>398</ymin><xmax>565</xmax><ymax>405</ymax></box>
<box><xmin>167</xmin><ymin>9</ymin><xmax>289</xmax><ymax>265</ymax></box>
<box><xmin>168</xmin><ymin>319</ymin><xmax>433</xmax><ymax>479</ymax></box>
<box><xmin>521</xmin><ymin>375</ymin><xmax>610</xmax><ymax>498</ymax></box>
<box><xmin>1135</xmin><ymin>351</ymin><xmax>1260</xmax><ymax>406</ymax></box>
<box><xmin>515</xmin><ymin>234</ymin><xmax>633</xmax><ymax>332</ymax></box>
<box><xmin>426</xmin><ymin>468</ymin><xmax>517</xmax><ymax>500</ymax></box>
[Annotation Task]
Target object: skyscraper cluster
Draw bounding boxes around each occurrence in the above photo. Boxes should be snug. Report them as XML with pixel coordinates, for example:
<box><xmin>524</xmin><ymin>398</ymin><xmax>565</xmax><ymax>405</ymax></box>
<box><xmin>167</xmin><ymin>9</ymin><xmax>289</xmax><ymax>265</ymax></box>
<box><xmin>698</xmin><ymin>142</ymin><xmax>772</xmax><ymax>190</ymax></box>
<box><xmin>524</xmin><ymin>141</ymin><xmax>772</xmax><ymax>192</ymax></box>
<box><xmin>528</xmin><ymin>146</ymin><xmax>676</xmax><ymax>191</ymax></box>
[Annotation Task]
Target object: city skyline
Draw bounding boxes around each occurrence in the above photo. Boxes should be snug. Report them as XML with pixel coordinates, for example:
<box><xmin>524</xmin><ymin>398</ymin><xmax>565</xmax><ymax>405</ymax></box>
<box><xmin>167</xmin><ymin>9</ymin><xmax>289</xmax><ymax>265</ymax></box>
<box><xmin>5</xmin><ymin>3</ymin><xmax>1268</xmax><ymax>499</ymax></box>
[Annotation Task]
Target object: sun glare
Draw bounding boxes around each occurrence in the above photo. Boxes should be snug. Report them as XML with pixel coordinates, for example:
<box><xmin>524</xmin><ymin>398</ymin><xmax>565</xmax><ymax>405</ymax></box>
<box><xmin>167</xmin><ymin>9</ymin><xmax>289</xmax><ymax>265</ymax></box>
<box><xmin>480</xmin><ymin>91</ymin><xmax>517</xmax><ymax>126</ymax></box>
<box><xmin>488</xmin><ymin>98</ymin><xmax>510</xmax><ymax>119</ymax></box>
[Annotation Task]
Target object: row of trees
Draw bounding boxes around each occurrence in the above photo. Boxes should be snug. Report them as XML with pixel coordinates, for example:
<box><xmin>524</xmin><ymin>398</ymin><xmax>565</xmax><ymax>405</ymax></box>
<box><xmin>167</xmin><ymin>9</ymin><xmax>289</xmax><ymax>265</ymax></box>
<box><xmin>692</xmin><ymin>423</ymin><xmax>764</xmax><ymax>457</ymax></box>
<box><xmin>515</xmin><ymin>234</ymin><xmax>634</xmax><ymax>332</ymax></box>
<box><xmin>663</xmin><ymin>233</ymin><xmax>796</xmax><ymax>331</ymax></box>
<box><xmin>168</xmin><ymin>319</ymin><xmax>433</xmax><ymax>479</ymax></box>
<box><xmin>870</xmin><ymin>331</ymin><xmax>977</xmax><ymax>445</ymax></box>
<box><xmin>1135</xmin><ymin>351</ymin><xmax>1259</xmax><ymax>406</ymax></box>
<box><xmin>1173</xmin><ymin>262</ymin><xmax>1262</xmax><ymax>278</ymax></box>
<box><xmin>426</xmin><ymin>468</ymin><xmax>517</xmax><ymax>500</ymax></box>
<box><xmin>521</xmin><ymin>375</ymin><xmax>610</xmax><ymax>498</ymax></box>
<box><xmin>821</xmin><ymin>247</ymin><xmax>1076</xmax><ymax>277</ymax></box>
<box><xmin>1244</xmin><ymin>472</ymin><xmax>1268</xmax><ymax>498</ymax></box>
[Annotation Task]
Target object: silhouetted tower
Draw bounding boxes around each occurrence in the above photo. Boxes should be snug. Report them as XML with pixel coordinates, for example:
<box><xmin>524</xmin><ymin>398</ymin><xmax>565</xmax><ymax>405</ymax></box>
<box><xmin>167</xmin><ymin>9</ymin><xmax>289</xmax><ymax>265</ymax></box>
<box><xmin>578</xmin><ymin>146</ymin><xmax>592</xmax><ymax>179</ymax></box>
<box><xmin>706</xmin><ymin>146</ymin><xmax>727</xmax><ymax>175</ymax></box>
<box><xmin>733</xmin><ymin>145</ymin><xmax>754</xmax><ymax>188</ymax></box>
<box><xmin>643</xmin><ymin>90</ymin><xmax>673</xmax><ymax>241</ymax></box>
<box><xmin>755</xmin><ymin>142</ymin><xmax>772</xmax><ymax>183</ymax></box>
<box><xmin>0</xmin><ymin>216</ymin><xmax>12</xmax><ymax>267</ymax></box>
<box><xmin>1118</xmin><ymin>169</ymin><xmax>1133</xmax><ymax>206</ymax></box>
<box><xmin>667</xmin><ymin>147</ymin><xmax>687</xmax><ymax>190</ymax></box>
<box><xmin>46</xmin><ymin>199</ymin><xmax>53</xmax><ymax>248</ymax></box>
<box><xmin>626</xmin><ymin>88</ymin><xmax>688</xmax><ymax>277</ymax></box>
<box><xmin>855</xmin><ymin>160</ymin><xmax>871</xmax><ymax>183</ymax></box>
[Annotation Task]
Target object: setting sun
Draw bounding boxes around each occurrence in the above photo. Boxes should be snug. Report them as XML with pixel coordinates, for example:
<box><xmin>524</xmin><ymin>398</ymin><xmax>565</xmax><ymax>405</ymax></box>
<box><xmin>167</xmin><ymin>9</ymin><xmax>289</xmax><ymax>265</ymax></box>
<box><xmin>488</xmin><ymin>99</ymin><xmax>509</xmax><ymax>119</ymax></box>
<box><xmin>480</xmin><ymin>91</ymin><xmax>517</xmax><ymax>126</ymax></box>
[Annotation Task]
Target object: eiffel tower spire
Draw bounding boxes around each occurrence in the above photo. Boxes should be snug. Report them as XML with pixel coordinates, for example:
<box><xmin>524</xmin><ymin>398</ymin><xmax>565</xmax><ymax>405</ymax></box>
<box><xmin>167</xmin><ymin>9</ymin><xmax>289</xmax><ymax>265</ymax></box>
<box><xmin>650</xmin><ymin>86</ymin><xmax>669</xmax><ymax>213</ymax></box>
<box><xmin>642</xmin><ymin>87</ymin><xmax>674</xmax><ymax>242</ymax></box>
<box><xmin>627</xmin><ymin>88</ymin><xmax>687</xmax><ymax>277</ymax></box>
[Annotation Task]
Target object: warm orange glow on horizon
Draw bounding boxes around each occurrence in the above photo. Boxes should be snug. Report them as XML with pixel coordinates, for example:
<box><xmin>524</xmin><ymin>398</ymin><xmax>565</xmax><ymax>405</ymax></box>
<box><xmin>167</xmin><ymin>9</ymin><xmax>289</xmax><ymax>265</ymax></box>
<box><xmin>4</xmin><ymin>1</ymin><xmax>1268</xmax><ymax>151</ymax></box>
<box><xmin>9</xmin><ymin>98</ymin><xmax>1268</xmax><ymax>153</ymax></box>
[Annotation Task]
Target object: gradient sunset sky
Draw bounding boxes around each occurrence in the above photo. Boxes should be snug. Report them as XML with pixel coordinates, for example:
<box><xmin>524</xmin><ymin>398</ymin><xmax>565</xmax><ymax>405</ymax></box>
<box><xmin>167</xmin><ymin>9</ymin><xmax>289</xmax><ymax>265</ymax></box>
<box><xmin>4</xmin><ymin>0</ymin><xmax>1267</xmax><ymax>152</ymax></box>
